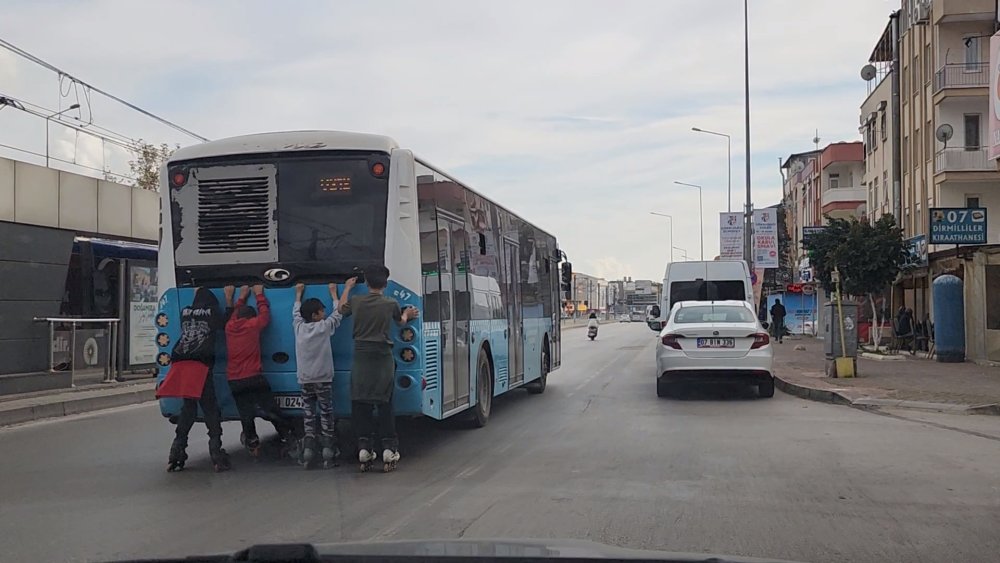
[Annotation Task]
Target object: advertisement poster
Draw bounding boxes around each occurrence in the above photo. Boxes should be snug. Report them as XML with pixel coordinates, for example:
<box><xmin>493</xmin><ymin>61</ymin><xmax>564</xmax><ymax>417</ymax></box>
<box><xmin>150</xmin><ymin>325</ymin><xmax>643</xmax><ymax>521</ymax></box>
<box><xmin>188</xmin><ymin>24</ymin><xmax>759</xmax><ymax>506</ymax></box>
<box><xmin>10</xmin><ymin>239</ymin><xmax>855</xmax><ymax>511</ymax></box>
<box><xmin>990</xmin><ymin>31</ymin><xmax>1000</xmax><ymax>161</ymax></box>
<box><xmin>753</xmin><ymin>209</ymin><xmax>779</xmax><ymax>269</ymax></box>
<box><xmin>128</xmin><ymin>265</ymin><xmax>158</xmax><ymax>366</ymax></box>
<box><xmin>719</xmin><ymin>212</ymin><xmax>744</xmax><ymax>260</ymax></box>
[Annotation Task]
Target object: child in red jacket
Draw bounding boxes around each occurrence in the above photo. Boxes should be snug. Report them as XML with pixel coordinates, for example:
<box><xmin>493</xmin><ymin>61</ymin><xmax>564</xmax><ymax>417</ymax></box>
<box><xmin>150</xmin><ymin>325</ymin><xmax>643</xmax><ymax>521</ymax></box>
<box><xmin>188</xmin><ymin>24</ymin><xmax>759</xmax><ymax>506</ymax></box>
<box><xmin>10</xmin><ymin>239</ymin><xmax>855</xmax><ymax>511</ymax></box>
<box><xmin>224</xmin><ymin>284</ymin><xmax>295</xmax><ymax>458</ymax></box>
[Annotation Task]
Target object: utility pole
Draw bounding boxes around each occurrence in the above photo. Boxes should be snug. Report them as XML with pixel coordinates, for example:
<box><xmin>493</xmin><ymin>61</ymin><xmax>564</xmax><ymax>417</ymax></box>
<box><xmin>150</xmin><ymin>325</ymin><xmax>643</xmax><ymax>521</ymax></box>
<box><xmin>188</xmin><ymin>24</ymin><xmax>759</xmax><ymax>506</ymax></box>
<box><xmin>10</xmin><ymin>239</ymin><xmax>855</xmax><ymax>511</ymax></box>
<box><xmin>743</xmin><ymin>0</ymin><xmax>754</xmax><ymax>269</ymax></box>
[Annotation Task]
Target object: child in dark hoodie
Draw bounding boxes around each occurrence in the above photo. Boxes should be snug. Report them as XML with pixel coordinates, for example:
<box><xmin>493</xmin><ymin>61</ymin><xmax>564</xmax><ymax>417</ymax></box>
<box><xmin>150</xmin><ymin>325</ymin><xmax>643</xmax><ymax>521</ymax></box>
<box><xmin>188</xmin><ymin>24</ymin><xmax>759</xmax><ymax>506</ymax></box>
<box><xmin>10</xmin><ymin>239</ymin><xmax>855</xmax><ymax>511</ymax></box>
<box><xmin>223</xmin><ymin>284</ymin><xmax>295</xmax><ymax>458</ymax></box>
<box><xmin>157</xmin><ymin>287</ymin><xmax>230</xmax><ymax>472</ymax></box>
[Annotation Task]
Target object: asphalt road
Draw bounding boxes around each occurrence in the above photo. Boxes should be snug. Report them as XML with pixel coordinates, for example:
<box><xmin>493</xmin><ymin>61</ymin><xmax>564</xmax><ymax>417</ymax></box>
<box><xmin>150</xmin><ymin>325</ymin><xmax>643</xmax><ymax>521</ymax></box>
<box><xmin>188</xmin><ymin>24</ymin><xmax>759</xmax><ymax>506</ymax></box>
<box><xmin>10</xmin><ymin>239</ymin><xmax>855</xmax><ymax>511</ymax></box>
<box><xmin>2</xmin><ymin>323</ymin><xmax>999</xmax><ymax>563</ymax></box>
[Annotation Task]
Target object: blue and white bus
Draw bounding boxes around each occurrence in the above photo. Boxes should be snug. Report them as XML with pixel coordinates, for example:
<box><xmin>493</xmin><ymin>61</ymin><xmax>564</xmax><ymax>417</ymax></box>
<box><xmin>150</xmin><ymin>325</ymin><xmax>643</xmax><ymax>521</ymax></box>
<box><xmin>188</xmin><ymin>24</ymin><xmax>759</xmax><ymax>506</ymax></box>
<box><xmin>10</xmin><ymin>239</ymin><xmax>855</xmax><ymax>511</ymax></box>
<box><xmin>155</xmin><ymin>130</ymin><xmax>563</xmax><ymax>431</ymax></box>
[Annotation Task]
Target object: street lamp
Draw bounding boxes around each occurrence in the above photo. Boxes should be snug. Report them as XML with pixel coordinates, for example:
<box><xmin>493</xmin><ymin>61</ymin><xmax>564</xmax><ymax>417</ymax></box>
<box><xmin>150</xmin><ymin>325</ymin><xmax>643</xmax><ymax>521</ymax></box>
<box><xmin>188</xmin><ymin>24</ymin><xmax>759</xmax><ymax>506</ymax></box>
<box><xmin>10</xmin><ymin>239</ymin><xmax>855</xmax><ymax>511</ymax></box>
<box><xmin>673</xmin><ymin>181</ymin><xmax>704</xmax><ymax>260</ymax></box>
<box><xmin>649</xmin><ymin>212</ymin><xmax>674</xmax><ymax>262</ymax></box>
<box><xmin>692</xmin><ymin>127</ymin><xmax>732</xmax><ymax>213</ymax></box>
<box><xmin>743</xmin><ymin>0</ymin><xmax>754</xmax><ymax>269</ymax></box>
<box><xmin>45</xmin><ymin>103</ymin><xmax>81</xmax><ymax>168</ymax></box>
<box><xmin>672</xmin><ymin>247</ymin><xmax>689</xmax><ymax>261</ymax></box>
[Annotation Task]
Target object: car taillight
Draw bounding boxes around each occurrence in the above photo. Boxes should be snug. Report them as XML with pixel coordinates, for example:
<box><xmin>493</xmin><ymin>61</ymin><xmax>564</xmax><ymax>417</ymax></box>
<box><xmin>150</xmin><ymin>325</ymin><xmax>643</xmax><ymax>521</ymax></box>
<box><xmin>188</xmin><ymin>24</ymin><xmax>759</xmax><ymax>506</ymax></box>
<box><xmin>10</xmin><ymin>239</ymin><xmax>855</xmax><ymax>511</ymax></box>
<box><xmin>750</xmin><ymin>333</ymin><xmax>770</xmax><ymax>349</ymax></box>
<box><xmin>661</xmin><ymin>334</ymin><xmax>682</xmax><ymax>349</ymax></box>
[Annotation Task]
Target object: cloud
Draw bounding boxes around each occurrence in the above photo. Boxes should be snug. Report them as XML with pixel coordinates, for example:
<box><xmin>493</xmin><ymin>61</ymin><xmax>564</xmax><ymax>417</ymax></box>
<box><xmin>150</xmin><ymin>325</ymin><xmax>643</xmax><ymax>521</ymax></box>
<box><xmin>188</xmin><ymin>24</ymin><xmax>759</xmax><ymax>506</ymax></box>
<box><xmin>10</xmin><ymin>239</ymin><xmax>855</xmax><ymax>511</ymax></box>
<box><xmin>1</xmin><ymin>0</ymin><xmax>892</xmax><ymax>280</ymax></box>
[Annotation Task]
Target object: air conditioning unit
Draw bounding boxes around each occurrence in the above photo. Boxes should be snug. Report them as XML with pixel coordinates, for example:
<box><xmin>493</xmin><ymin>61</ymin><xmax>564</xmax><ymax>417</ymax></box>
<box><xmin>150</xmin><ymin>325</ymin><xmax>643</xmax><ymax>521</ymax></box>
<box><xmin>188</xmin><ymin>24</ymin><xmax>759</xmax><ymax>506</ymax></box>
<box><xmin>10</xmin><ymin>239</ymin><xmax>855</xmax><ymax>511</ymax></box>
<box><xmin>914</xmin><ymin>0</ymin><xmax>930</xmax><ymax>24</ymax></box>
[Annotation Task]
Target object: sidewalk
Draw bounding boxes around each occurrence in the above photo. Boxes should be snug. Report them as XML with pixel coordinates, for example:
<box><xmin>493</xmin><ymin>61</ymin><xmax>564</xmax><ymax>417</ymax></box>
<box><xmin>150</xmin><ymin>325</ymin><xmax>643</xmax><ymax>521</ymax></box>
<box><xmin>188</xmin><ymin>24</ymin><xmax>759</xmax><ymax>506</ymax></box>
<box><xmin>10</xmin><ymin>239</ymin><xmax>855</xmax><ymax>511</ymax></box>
<box><xmin>773</xmin><ymin>336</ymin><xmax>1000</xmax><ymax>415</ymax></box>
<box><xmin>0</xmin><ymin>379</ymin><xmax>156</xmax><ymax>427</ymax></box>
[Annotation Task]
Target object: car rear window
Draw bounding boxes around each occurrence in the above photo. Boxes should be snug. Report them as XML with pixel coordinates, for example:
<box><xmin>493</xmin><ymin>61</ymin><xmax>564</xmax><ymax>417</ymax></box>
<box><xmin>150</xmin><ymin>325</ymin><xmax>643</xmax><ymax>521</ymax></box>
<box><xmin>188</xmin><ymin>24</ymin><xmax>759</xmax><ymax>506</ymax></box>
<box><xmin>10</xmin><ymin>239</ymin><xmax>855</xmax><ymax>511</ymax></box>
<box><xmin>669</xmin><ymin>280</ymin><xmax>746</xmax><ymax>308</ymax></box>
<box><xmin>672</xmin><ymin>305</ymin><xmax>755</xmax><ymax>324</ymax></box>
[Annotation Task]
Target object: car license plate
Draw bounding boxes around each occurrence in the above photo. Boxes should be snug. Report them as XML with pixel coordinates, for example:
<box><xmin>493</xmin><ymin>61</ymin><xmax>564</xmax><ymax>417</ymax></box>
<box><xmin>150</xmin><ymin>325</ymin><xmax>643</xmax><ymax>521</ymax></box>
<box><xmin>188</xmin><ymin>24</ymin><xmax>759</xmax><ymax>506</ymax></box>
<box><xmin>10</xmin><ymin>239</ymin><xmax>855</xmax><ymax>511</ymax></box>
<box><xmin>697</xmin><ymin>338</ymin><xmax>735</xmax><ymax>349</ymax></box>
<box><xmin>275</xmin><ymin>395</ymin><xmax>304</xmax><ymax>409</ymax></box>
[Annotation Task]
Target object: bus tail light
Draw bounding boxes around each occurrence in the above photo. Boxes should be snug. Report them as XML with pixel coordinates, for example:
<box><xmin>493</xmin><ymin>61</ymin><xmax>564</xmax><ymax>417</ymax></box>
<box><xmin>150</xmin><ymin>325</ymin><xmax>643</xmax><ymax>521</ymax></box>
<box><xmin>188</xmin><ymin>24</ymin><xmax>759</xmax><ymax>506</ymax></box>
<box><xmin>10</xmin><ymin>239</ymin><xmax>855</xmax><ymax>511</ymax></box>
<box><xmin>169</xmin><ymin>168</ymin><xmax>188</xmax><ymax>188</ymax></box>
<box><xmin>371</xmin><ymin>162</ymin><xmax>386</xmax><ymax>177</ymax></box>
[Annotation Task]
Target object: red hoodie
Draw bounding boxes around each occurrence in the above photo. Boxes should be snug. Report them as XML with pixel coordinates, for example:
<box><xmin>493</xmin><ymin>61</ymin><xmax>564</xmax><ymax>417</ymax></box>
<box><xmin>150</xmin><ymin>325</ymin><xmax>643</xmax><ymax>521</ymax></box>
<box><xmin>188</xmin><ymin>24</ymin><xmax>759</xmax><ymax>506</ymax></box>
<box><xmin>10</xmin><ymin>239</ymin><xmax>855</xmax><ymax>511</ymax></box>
<box><xmin>225</xmin><ymin>294</ymin><xmax>270</xmax><ymax>381</ymax></box>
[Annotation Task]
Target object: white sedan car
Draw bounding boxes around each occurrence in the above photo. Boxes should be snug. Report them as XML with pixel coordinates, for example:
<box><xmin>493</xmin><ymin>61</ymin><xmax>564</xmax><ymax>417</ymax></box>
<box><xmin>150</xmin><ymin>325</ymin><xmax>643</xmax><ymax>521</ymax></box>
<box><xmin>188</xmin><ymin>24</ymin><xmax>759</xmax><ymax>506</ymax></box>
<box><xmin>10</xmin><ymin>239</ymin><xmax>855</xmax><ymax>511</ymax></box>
<box><xmin>655</xmin><ymin>300</ymin><xmax>774</xmax><ymax>398</ymax></box>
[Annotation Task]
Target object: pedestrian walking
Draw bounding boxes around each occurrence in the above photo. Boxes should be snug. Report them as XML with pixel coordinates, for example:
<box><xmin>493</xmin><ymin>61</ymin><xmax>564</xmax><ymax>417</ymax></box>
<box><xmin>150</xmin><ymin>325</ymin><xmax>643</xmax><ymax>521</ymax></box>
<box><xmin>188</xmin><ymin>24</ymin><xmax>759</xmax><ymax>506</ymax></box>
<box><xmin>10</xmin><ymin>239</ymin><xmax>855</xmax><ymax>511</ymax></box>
<box><xmin>224</xmin><ymin>284</ymin><xmax>296</xmax><ymax>459</ymax></box>
<box><xmin>770</xmin><ymin>299</ymin><xmax>787</xmax><ymax>343</ymax></box>
<box><xmin>156</xmin><ymin>287</ymin><xmax>230</xmax><ymax>472</ymax></box>
<box><xmin>339</xmin><ymin>265</ymin><xmax>419</xmax><ymax>473</ymax></box>
<box><xmin>293</xmin><ymin>282</ymin><xmax>346</xmax><ymax>469</ymax></box>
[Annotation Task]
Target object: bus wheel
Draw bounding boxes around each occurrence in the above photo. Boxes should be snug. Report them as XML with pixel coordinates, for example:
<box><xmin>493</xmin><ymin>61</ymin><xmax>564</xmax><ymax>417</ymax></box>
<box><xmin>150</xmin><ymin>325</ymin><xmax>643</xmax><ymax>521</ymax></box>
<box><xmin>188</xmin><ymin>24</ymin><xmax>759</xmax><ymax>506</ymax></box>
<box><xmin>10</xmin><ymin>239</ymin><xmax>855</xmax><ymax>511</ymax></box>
<box><xmin>472</xmin><ymin>353</ymin><xmax>493</xmax><ymax>428</ymax></box>
<box><xmin>527</xmin><ymin>342</ymin><xmax>549</xmax><ymax>395</ymax></box>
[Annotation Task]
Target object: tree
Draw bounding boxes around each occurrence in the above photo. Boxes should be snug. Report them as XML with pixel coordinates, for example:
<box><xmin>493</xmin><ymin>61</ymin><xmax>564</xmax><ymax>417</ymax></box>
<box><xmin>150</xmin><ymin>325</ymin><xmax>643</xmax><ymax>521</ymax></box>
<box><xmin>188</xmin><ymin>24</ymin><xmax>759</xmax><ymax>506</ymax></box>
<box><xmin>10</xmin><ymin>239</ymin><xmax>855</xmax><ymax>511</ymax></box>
<box><xmin>803</xmin><ymin>214</ymin><xmax>906</xmax><ymax>347</ymax></box>
<box><xmin>107</xmin><ymin>140</ymin><xmax>176</xmax><ymax>191</ymax></box>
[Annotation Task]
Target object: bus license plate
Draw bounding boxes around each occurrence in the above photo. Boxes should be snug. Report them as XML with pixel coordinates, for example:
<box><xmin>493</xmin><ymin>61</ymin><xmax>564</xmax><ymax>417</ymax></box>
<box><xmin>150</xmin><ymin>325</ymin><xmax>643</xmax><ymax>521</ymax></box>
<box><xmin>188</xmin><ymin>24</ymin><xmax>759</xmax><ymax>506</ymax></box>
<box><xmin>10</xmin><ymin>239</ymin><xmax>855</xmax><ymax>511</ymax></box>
<box><xmin>275</xmin><ymin>395</ymin><xmax>304</xmax><ymax>409</ymax></box>
<box><xmin>697</xmin><ymin>338</ymin><xmax>735</xmax><ymax>349</ymax></box>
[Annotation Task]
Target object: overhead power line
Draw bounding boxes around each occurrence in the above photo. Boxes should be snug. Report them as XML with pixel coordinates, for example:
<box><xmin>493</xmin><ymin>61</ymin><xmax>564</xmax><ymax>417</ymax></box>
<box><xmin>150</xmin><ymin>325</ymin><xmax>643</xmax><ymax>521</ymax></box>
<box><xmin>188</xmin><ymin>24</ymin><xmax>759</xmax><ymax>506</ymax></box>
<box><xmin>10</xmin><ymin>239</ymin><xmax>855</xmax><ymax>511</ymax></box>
<box><xmin>0</xmin><ymin>37</ymin><xmax>209</xmax><ymax>142</ymax></box>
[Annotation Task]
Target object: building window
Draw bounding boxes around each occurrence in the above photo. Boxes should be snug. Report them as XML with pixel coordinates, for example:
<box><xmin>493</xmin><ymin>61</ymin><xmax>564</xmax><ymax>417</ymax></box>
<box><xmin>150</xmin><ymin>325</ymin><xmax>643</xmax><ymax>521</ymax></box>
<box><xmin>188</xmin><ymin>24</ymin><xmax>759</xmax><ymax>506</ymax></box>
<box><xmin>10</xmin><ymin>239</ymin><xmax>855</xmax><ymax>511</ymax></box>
<box><xmin>913</xmin><ymin>55</ymin><xmax>920</xmax><ymax>96</ymax></box>
<box><xmin>924</xmin><ymin>43</ymin><xmax>931</xmax><ymax>83</ymax></box>
<box><xmin>964</xmin><ymin>114</ymin><xmax>981</xmax><ymax>150</ymax></box>
<box><xmin>966</xmin><ymin>195</ymin><xmax>981</xmax><ymax>208</ymax></box>
<box><xmin>881</xmin><ymin>112</ymin><xmax>888</xmax><ymax>142</ymax></box>
<box><xmin>829</xmin><ymin>173</ymin><xmax>840</xmax><ymax>189</ymax></box>
<box><xmin>965</xmin><ymin>36</ymin><xmax>981</xmax><ymax>70</ymax></box>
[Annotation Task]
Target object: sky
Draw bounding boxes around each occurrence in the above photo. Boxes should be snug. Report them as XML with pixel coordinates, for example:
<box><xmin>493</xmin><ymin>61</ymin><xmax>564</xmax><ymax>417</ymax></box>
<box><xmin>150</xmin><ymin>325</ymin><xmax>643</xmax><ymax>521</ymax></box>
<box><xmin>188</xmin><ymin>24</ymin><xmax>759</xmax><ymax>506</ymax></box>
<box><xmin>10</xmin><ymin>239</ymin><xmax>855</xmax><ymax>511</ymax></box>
<box><xmin>0</xmin><ymin>0</ymin><xmax>894</xmax><ymax>281</ymax></box>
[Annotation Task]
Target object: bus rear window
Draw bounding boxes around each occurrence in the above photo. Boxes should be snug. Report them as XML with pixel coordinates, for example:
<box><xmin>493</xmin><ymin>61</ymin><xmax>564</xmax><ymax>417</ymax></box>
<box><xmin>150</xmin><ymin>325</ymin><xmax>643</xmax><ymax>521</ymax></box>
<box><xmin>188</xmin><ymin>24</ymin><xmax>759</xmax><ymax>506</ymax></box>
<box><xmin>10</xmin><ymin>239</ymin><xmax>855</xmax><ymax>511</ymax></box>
<box><xmin>669</xmin><ymin>280</ymin><xmax>746</xmax><ymax>308</ymax></box>
<box><xmin>277</xmin><ymin>156</ymin><xmax>389</xmax><ymax>267</ymax></box>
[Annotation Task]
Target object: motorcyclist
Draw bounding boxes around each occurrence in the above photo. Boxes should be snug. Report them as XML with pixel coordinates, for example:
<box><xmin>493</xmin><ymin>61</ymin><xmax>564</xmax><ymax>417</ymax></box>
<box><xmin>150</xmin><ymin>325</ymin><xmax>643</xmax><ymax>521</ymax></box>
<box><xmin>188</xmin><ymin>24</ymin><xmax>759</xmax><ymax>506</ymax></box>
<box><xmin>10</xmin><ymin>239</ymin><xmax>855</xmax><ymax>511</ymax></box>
<box><xmin>587</xmin><ymin>312</ymin><xmax>599</xmax><ymax>338</ymax></box>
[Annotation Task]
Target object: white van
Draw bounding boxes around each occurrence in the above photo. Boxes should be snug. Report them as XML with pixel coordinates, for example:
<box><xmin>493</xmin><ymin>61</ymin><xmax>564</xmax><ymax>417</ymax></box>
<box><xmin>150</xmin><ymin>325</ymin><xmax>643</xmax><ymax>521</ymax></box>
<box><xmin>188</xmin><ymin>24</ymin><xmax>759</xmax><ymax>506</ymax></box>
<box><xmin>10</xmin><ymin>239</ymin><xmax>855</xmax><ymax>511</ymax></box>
<box><xmin>647</xmin><ymin>260</ymin><xmax>753</xmax><ymax>330</ymax></box>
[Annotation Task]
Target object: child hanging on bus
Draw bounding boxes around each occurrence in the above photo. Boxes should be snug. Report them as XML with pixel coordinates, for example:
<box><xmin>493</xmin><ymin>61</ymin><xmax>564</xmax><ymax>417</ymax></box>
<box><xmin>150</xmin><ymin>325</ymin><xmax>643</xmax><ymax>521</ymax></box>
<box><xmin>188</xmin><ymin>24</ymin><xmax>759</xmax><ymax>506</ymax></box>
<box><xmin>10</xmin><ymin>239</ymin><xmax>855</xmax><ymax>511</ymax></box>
<box><xmin>223</xmin><ymin>284</ymin><xmax>296</xmax><ymax>459</ymax></box>
<box><xmin>156</xmin><ymin>286</ymin><xmax>231</xmax><ymax>473</ymax></box>
<box><xmin>339</xmin><ymin>265</ymin><xmax>419</xmax><ymax>473</ymax></box>
<box><xmin>293</xmin><ymin>282</ymin><xmax>346</xmax><ymax>469</ymax></box>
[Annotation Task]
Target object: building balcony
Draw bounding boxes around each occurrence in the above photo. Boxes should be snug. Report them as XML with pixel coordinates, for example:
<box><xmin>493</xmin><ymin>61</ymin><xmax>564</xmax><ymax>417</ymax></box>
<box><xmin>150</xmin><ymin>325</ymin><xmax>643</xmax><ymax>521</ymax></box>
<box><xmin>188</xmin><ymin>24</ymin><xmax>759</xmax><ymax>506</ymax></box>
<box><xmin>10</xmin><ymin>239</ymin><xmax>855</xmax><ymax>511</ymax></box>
<box><xmin>820</xmin><ymin>186</ymin><xmax>867</xmax><ymax>210</ymax></box>
<box><xmin>934</xmin><ymin>0</ymin><xmax>996</xmax><ymax>24</ymax></box>
<box><xmin>934</xmin><ymin>147</ymin><xmax>996</xmax><ymax>173</ymax></box>
<box><xmin>934</xmin><ymin>63</ymin><xmax>988</xmax><ymax>95</ymax></box>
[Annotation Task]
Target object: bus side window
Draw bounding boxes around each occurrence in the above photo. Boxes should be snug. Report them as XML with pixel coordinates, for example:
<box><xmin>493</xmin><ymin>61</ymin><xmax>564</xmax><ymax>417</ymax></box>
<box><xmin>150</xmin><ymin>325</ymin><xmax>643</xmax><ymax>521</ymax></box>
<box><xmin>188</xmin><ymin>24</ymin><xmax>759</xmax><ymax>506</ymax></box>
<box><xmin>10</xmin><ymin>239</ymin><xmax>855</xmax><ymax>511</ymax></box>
<box><xmin>473</xmin><ymin>289</ymin><xmax>490</xmax><ymax>320</ymax></box>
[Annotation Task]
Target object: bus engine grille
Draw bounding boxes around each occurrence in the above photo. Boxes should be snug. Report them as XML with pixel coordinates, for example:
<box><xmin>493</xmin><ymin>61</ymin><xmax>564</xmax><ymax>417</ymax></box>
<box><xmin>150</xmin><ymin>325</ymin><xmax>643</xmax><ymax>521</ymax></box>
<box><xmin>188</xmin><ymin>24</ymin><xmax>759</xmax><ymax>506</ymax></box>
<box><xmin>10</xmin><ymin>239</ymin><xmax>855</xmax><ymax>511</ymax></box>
<box><xmin>197</xmin><ymin>175</ymin><xmax>271</xmax><ymax>253</ymax></box>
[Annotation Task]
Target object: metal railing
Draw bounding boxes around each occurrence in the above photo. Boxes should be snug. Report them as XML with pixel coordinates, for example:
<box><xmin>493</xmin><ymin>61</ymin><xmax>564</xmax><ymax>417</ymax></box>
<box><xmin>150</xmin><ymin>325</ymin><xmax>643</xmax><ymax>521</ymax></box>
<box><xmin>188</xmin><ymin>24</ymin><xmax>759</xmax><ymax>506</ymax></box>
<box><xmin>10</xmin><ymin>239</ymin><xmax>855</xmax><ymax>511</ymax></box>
<box><xmin>934</xmin><ymin>147</ymin><xmax>995</xmax><ymax>173</ymax></box>
<box><xmin>934</xmin><ymin>62</ymin><xmax>989</xmax><ymax>92</ymax></box>
<box><xmin>33</xmin><ymin>317</ymin><xmax>121</xmax><ymax>384</ymax></box>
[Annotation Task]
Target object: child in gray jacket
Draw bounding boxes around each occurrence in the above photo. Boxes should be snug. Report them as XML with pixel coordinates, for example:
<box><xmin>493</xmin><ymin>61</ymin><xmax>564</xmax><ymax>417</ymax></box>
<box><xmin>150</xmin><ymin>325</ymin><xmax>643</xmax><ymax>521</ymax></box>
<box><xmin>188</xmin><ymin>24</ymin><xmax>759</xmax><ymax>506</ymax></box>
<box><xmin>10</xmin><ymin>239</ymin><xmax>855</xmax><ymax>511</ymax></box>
<box><xmin>293</xmin><ymin>282</ymin><xmax>347</xmax><ymax>469</ymax></box>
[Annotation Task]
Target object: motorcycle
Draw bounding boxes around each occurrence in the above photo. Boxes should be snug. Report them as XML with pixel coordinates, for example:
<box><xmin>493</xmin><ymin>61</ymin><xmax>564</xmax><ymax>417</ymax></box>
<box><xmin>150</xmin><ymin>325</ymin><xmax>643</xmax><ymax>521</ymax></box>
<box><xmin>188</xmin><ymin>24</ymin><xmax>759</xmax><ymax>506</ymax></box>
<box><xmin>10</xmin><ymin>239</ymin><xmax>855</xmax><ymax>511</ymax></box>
<box><xmin>587</xmin><ymin>325</ymin><xmax>598</xmax><ymax>340</ymax></box>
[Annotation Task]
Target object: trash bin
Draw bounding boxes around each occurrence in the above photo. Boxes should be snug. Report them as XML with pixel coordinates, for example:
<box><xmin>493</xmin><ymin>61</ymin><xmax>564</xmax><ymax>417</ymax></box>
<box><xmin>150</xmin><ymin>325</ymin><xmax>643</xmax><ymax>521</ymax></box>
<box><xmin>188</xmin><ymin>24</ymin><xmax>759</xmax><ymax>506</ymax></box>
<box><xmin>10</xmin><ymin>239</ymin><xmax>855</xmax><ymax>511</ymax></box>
<box><xmin>822</xmin><ymin>300</ymin><xmax>858</xmax><ymax>377</ymax></box>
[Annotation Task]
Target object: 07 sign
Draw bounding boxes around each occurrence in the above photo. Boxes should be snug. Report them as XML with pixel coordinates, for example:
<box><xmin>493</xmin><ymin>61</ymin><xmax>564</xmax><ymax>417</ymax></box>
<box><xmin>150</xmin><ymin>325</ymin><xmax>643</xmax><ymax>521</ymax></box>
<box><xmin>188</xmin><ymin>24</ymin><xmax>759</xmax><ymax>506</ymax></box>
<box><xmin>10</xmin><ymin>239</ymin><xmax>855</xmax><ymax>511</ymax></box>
<box><xmin>928</xmin><ymin>207</ymin><xmax>987</xmax><ymax>245</ymax></box>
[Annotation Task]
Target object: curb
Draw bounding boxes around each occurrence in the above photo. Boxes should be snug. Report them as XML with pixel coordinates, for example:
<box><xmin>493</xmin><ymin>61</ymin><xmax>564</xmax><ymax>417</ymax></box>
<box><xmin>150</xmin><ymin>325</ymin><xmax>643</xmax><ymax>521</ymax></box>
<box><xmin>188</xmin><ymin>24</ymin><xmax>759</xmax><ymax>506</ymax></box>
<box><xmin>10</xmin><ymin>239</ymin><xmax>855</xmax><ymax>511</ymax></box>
<box><xmin>773</xmin><ymin>375</ymin><xmax>852</xmax><ymax>406</ymax></box>
<box><xmin>0</xmin><ymin>385</ymin><xmax>157</xmax><ymax>428</ymax></box>
<box><xmin>775</xmin><ymin>374</ymin><xmax>999</xmax><ymax>416</ymax></box>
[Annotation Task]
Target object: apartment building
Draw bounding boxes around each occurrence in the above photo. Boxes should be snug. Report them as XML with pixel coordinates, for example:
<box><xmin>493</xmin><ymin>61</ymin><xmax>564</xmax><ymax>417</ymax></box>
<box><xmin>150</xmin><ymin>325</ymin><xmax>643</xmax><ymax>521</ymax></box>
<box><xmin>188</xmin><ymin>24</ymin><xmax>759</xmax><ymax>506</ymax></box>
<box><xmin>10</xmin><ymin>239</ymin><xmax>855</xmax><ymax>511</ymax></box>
<box><xmin>781</xmin><ymin>142</ymin><xmax>866</xmax><ymax>277</ymax></box>
<box><xmin>859</xmin><ymin>0</ymin><xmax>1000</xmax><ymax>362</ymax></box>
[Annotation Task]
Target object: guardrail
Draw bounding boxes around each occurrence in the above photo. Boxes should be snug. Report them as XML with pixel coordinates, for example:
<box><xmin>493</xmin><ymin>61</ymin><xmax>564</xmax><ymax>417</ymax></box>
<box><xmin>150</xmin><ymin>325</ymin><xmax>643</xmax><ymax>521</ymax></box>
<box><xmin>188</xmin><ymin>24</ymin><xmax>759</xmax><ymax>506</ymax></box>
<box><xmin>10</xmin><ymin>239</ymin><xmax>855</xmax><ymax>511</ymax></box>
<box><xmin>32</xmin><ymin>317</ymin><xmax>121</xmax><ymax>384</ymax></box>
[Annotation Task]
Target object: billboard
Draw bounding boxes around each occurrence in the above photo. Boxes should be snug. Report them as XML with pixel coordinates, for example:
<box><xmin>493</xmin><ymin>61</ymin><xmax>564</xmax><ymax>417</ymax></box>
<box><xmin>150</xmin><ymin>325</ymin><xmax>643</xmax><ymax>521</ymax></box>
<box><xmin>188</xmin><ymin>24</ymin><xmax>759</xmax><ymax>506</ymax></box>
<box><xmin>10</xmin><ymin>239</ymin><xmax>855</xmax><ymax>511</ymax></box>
<box><xmin>990</xmin><ymin>30</ymin><xmax>1000</xmax><ymax>160</ymax></box>
<box><xmin>127</xmin><ymin>264</ymin><xmax>158</xmax><ymax>366</ymax></box>
<box><xmin>929</xmin><ymin>207</ymin><xmax>988</xmax><ymax>245</ymax></box>
<box><xmin>719</xmin><ymin>212</ymin><xmax>744</xmax><ymax>260</ymax></box>
<box><xmin>753</xmin><ymin>209</ymin><xmax>779</xmax><ymax>269</ymax></box>
<box><xmin>634</xmin><ymin>280</ymin><xmax>653</xmax><ymax>295</ymax></box>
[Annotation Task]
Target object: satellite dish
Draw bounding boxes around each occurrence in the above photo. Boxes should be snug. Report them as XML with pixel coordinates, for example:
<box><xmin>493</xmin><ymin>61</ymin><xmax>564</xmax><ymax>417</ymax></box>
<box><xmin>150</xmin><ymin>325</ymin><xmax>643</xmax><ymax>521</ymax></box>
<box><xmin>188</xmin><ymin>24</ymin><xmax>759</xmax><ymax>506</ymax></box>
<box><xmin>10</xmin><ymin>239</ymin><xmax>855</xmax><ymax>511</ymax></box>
<box><xmin>861</xmin><ymin>64</ymin><xmax>877</xmax><ymax>81</ymax></box>
<box><xmin>935</xmin><ymin>124</ymin><xmax>954</xmax><ymax>146</ymax></box>
<box><xmin>791</xmin><ymin>161</ymin><xmax>805</xmax><ymax>174</ymax></box>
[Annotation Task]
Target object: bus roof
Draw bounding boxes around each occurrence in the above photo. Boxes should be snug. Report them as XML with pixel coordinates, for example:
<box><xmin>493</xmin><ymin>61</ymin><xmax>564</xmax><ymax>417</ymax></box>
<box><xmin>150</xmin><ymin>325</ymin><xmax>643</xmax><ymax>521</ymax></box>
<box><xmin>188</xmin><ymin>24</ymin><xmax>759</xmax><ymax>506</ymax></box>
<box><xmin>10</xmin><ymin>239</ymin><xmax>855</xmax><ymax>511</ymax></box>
<box><xmin>170</xmin><ymin>130</ymin><xmax>399</xmax><ymax>162</ymax></box>
<box><xmin>169</xmin><ymin>130</ymin><xmax>558</xmax><ymax>246</ymax></box>
<box><xmin>414</xmin><ymin>157</ymin><xmax>558</xmax><ymax>243</ymax></box>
